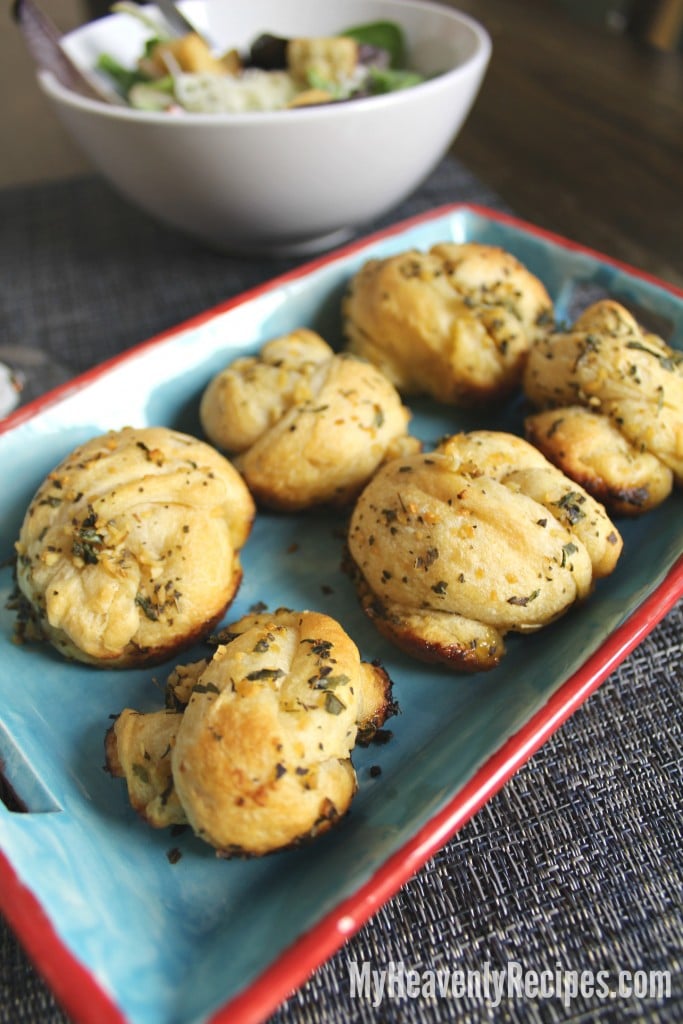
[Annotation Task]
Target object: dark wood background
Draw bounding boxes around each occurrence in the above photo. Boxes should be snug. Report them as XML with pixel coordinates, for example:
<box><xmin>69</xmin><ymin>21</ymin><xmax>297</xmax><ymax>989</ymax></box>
<box><xmin>442</xmin><ymin>0</ymin><xmax>683</xmax><ymax>289</ymax></box>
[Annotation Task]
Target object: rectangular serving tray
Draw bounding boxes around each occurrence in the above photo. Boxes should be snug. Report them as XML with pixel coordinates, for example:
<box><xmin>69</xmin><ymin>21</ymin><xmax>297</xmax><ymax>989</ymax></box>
<box><xmin>1</xmin><ymin>204</ymin><xmax>682</xmax><ymax>1024</ymax></box>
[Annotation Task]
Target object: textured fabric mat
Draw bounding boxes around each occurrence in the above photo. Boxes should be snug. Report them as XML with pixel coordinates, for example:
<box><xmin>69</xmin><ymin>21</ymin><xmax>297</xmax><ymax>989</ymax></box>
<box><xmin>1</xmin><ymin>156</ymin><xmax>681</xmax><ymax>1023</ymax></box>
<box><xmin>0</xmin><ymin>157</ymin><xmax>501</xmax><ymax>379</ymax></box>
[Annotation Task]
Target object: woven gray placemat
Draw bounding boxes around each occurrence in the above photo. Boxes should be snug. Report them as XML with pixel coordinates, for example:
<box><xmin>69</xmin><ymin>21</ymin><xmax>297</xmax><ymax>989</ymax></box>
<box><xmin>1</xmin><ymin>157</ymin><xmax>681</xmax><ymax>1023</ymax></box>
<box><xmin>0</xmin><ymin>156</ymin><xmax>503</xmax><ymax>379</ymax></box>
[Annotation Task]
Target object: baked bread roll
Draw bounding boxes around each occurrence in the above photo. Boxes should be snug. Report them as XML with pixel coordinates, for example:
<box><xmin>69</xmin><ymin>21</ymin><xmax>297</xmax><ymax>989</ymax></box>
<box><xmin>525</xmin><ymin>406</ymin><xmax>674</xmax><ymax>516</ymax></box>
<box><xmin>105</xmin><ymin>608</ymin><xmax>395</xmax><ymax>856</ymax></box>
<box><xmin>346</xmin><ymin>430</ymin><xmax>622</xmax><ymax>671</ymax></box>
<box><xmin>200</xmin><ymin>328</ymin><xmax>419</xmax><ymax>510</ymax></box>
<box><xmin>342</xmin><ymin>243</ymin><xmax>554</xmax><ymax>404</ymax></box>
<box><xmin>524</xmin><ymin>300</ymin><xmax>683</xmax><ymax>513</ymax></box>
<box><xmin>15</xmin><ymin>426</ymin><xmax>255</xmax><ymax>667</ymax></box>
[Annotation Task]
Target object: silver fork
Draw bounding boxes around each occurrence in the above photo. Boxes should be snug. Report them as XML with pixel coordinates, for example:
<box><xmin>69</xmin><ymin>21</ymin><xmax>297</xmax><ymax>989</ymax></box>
<box><xmin>153</xmin><ymin>0</ymin><xmax>214</xmax><ymax>44</ymax></box>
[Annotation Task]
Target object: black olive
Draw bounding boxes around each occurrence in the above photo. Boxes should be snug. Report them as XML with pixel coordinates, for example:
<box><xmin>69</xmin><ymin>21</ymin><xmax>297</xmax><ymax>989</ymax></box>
<box><xmin>248</xmin><ymin>33</ymin><xmax>289</xmax><ymax>70</ymax></box>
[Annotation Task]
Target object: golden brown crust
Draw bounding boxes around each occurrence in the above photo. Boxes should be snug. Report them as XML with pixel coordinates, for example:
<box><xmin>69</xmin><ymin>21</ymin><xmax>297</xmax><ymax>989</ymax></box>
<box><xmin>106</xmin><ymin>609</ymin><xmax>395</xmax><ymax>857</ymax></box>
<box><xmin>347</xmin><ymin>559</ymin><xmax>504</xmax><ymax>671</ymax></box>
<box><xmin>200</xmin><ymin>329</ymin><xmax>331</xmax><ymax>453</ymax></box>
<box><xmin>523</xmin><ymin>300</ymin><xmax>683</xmax><ymax>505</ymax></box>
<box><xmin>105</xmin><ymin>709</ymin><xmax>187</xmax><ymax>827</ymax></box>
<box><xmin>342</xmin><ymin>242</ymin><xmax>554</xmax><ymax>404</ymax></box>
<box><xmin>346</xmin><ymin>430</ymin><xmax>622</xmax><ymax>671</ymax></box>
<box><xmin>200</xmin><ymin>329</ymin><xmax>420</xmax><ymax>511</ymax></box>
<box><xmin>15</xmin><ymin>426</ymin><xmax>255</xmax><ymax>667</ymax></box>
<box><xmin>525</xmin><ymin>406</ymin><xmax>674</xmax><ymax>516</ymax></box>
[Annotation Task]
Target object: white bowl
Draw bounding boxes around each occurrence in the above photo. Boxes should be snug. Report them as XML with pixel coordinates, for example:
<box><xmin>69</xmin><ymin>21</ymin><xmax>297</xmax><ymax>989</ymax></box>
<box><xmin>40</xmin><ymin>0</ymin><xmax>491</xmax><ymax>254</ymax></box>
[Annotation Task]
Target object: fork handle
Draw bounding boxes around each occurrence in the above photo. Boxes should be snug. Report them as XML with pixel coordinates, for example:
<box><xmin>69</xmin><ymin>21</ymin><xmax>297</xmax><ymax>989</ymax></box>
<box><xmin>13</xmin><ymin>0</ymin><xmax>122</xmax><ymax>103</ymax></box>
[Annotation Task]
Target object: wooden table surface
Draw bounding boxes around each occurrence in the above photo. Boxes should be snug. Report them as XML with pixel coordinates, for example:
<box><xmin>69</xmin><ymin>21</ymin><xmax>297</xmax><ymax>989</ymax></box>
<box><xmin>442</xmin><ymin>0</ymin><xmax>683</xmax><ymax>289</ymax></box>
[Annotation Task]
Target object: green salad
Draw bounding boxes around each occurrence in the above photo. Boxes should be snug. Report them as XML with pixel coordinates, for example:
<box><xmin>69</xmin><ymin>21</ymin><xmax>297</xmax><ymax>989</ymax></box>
<box><xmin>96</xmin><ymin>5</ymin><xmax>426</xmax><ymax>113</ymax></box>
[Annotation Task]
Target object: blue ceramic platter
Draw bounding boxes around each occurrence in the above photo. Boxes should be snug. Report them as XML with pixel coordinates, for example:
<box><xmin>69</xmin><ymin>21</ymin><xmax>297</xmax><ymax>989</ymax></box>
<box><xmin>1</xmin><ymin>206</ymin><xmax>682</xmax><ymax>1024</ymax></box>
